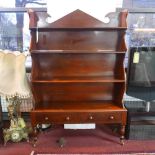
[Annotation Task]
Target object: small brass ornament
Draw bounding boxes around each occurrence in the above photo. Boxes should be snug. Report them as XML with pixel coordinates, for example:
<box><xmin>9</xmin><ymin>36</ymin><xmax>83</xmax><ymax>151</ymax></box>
<box><xmin>3</xmin><ymin>97</ymin><xmax>31</xmax><ymax>145</ymax></box>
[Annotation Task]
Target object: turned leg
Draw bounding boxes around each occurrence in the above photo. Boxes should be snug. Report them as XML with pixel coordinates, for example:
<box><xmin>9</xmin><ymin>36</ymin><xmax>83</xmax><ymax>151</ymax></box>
<box><xmin>120</xmin><ymin>125</ymin><xmax>125</xmax><ymax>145</ymax></box>
<box><xmin>32</xmin><ymin>126</ymin><xmax>38</xmax><ymax>147</ymax></box>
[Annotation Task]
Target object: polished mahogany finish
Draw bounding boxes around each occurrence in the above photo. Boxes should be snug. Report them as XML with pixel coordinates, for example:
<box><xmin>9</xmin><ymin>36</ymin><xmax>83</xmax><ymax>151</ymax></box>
<box><xmin>29</xmin><ymin>9</ymin><xmax>128</xmax><ymax>145</ymax></box>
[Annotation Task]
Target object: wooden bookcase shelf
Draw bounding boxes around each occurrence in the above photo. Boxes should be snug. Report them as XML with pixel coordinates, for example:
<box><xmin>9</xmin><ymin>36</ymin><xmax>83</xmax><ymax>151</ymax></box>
<box><xmin>33</xmin><ymin>101</ymin><xmax>124</xmax><ymax>110</ymax></box>
<box><xmin>31</xmin><ymin>80</ymin><xmax>125</xmax><ymax>83</ymax></box>
<box><xmin>31</xmin><ymin>50</ymin><xmax>126</xmax><ymax>53</ymax></box>
<box><xmin>31</xmin><ymin>78</ymin><xmax>125</xmax><ymax>83</ymax></box>
<box><xmin>29</xmin><ymin>9</ymin><xmax>128</xmax><ymax>146</ymax></box>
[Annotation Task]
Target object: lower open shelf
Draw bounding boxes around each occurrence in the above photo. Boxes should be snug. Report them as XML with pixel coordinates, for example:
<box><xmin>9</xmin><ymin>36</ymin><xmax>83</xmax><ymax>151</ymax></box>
<box><xmin>34</xmin><ymin>101</ymin><xmax>126</xmax><ymax>112</ymax></box>
<box><xmin>32</xmin><ymin>77</ymin><xmax>125</xmax><ymax>83</ymax></box>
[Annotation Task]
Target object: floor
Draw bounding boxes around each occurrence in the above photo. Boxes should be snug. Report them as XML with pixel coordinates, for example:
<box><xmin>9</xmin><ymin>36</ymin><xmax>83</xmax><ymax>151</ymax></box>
<box><xmin>0</xmin><ymin>124</ymin><xmax>155</xmax><ymax>155</ymax></box>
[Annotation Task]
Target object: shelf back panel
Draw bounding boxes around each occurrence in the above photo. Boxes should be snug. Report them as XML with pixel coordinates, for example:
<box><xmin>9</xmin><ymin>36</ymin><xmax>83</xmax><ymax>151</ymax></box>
<box><xmin>31</xmin><ymin>53</ymin><xmax>125</xmax><ymax>81</ymax></box>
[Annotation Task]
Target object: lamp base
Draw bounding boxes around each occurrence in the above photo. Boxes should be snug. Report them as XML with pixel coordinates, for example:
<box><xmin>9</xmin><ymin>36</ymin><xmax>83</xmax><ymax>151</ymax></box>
<box><xmin>3</xmin><ymin>118</ymin><xmax>31</xmax><ymax>146</ymax></box>
<box><xmin>3</xmin><ymin>96</ymin><xmax>32</xmax><ymax>145</ymax></box>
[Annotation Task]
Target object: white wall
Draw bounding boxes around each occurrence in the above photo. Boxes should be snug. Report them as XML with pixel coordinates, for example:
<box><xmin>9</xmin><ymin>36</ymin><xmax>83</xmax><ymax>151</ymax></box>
<box><xmin>47</xmin><ymin>0</ymin><xmax>123</xmax><ymax>23</ymax></box>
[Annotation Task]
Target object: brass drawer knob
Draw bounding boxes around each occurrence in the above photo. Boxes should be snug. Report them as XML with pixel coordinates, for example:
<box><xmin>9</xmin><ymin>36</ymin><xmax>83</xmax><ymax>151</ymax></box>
<box><xmin>45</xmin><ymin>117</ymin><xmax>49</xmax><ymax>120</ymax></box>
<box><xmin>89</xmin><ymin>116</ymin><xmax>93</xmax><ymax>120</ymax></box>
<box><xmin>109</xmin><ymin>116</ymin><xmax>114</xmax><ymax>120</ymax></box>
<box><xmin>66</xmin><ymin>116</ymin><xmax>70</xmax><ymax>121</ymax></box>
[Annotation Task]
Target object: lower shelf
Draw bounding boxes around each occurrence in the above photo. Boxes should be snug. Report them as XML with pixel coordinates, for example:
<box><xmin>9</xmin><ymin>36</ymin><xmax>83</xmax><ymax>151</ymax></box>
<box><xmin>34</xmin><ymin>101</ymin><xmax>125</xmax><ymax>111</ymax></box>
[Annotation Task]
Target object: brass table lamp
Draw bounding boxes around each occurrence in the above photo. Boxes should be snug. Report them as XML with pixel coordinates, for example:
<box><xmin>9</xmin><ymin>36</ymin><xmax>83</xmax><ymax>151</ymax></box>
<box><xmin>0</xmin><ymin>50</ymin><xmax>31</xmax><ymax>145</ymax></box>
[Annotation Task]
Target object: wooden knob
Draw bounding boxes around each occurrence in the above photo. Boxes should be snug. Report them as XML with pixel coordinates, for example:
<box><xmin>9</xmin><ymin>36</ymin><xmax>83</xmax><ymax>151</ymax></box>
<box><xmin>45</xmin><ymin>117</ymin><xmax>49</xmax><ymax>120</ymax></box>
<box><xmin>109</xmin><ymin>116</ymin><xmax>114</xmax><ymax>120</ymax></box>
<box><xmin>66</xmin><ymin>116</ymin><xmax>70</xmax><ymax>121</ymax></box>
<box><xmin>89</xmin><ymin>116</ymin><xmax>93</xmax><ymax>120</ymax></box>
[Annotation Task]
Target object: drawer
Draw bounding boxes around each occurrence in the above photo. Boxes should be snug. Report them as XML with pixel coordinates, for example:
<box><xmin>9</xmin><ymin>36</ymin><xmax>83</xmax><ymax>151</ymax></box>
<box><xmin>31</xmin><ymin>111</ymin><xmax>123</xmax><ymax>124</ymax></box>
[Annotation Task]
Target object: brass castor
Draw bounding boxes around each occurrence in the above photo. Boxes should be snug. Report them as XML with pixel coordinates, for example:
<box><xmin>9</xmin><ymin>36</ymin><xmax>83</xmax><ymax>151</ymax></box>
<box><xmin>31</xmin><ymin>137</ymin><xmax>38</xmax><ymax>147</ymax></box>
<box><xmin>120</xmin><ymin>138</ymin><xmax>124</xmax><ymax>145</ymax></box>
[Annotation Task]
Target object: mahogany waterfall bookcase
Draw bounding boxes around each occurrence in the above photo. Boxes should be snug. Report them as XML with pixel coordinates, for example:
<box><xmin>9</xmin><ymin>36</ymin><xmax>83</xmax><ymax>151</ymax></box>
<box><xmin>28</xmin><ymin>9</ymin><xmax>128</xmax><ymax>146</ymax></box>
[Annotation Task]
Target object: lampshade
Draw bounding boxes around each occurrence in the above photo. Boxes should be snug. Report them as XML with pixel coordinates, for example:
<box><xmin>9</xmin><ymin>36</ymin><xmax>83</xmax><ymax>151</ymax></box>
<box><xmin>0</xmin><ymin>50</ymin><xmax>31</xmax><ymax>98</ymax></box>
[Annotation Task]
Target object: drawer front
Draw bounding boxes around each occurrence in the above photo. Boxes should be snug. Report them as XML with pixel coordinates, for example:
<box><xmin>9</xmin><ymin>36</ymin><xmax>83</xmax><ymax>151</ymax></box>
<box><xmin>31</xmin><ymin>111</ymin><xmax>123</xmax><ymax>124</ymax></box>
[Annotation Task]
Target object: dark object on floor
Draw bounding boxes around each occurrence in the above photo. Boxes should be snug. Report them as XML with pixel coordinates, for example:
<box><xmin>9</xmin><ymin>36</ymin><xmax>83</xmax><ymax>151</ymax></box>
<box><xmin>128</xmin><ymin>124</ymin><xmax>155</xmax><ymax>140</ymax></box>
<box><xmin>125</xmin><ymin>101</ymin><xmax>155</xmax><ymax>139</ymax></box>
<box><xmin>38</xmin><ymin>124</ymin><xmax>52</xmax><ymax>131</ymax></box>
<box><xmin>57</xmin><ymin>137</ymin><xmax>66</xmax><ymax>148</ymax></box>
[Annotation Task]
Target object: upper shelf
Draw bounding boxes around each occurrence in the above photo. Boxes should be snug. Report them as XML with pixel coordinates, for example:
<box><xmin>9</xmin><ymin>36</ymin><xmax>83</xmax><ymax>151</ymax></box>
<box><xmin>28</xmin><ymin>9</ymin><xmax>128</xmax><ymax>29</ymax></box>
<box><xmin>31</xmin><ymin>50</ymin><xmax>126</xmax><ymax>54</ymax></box>
<box><xmin>28</xmin><ymin>9</ymin><xmax>128</xmax><ymax>52</ymax></box>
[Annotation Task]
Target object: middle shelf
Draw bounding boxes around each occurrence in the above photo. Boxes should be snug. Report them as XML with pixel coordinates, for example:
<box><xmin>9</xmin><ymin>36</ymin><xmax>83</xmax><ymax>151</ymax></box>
<box><xmin>31</xmin><ymin>81</ymin><xmax>125</xmax><ymax>106</ymax></box>
<box><xmin>31</xmin><ymin>52</ymin><xmax>125</xmax><ymax>81</ymax></box>
<box><xmin>31</xmin><ymin>76</ymin><xmax>125</xmax><ymax>83</ymax></box>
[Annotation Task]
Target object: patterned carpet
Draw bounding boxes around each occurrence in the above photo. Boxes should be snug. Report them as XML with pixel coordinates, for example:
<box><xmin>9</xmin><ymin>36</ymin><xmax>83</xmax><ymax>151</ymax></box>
<box><xmin>31</xmin><ymin>153</ymin><xmax>155</xmax><ymax>155</ymax></box>
<box><xmin>1</xmin><ymin>125</ymin><xmax>155</xmax><ymax>155</ymax></box>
